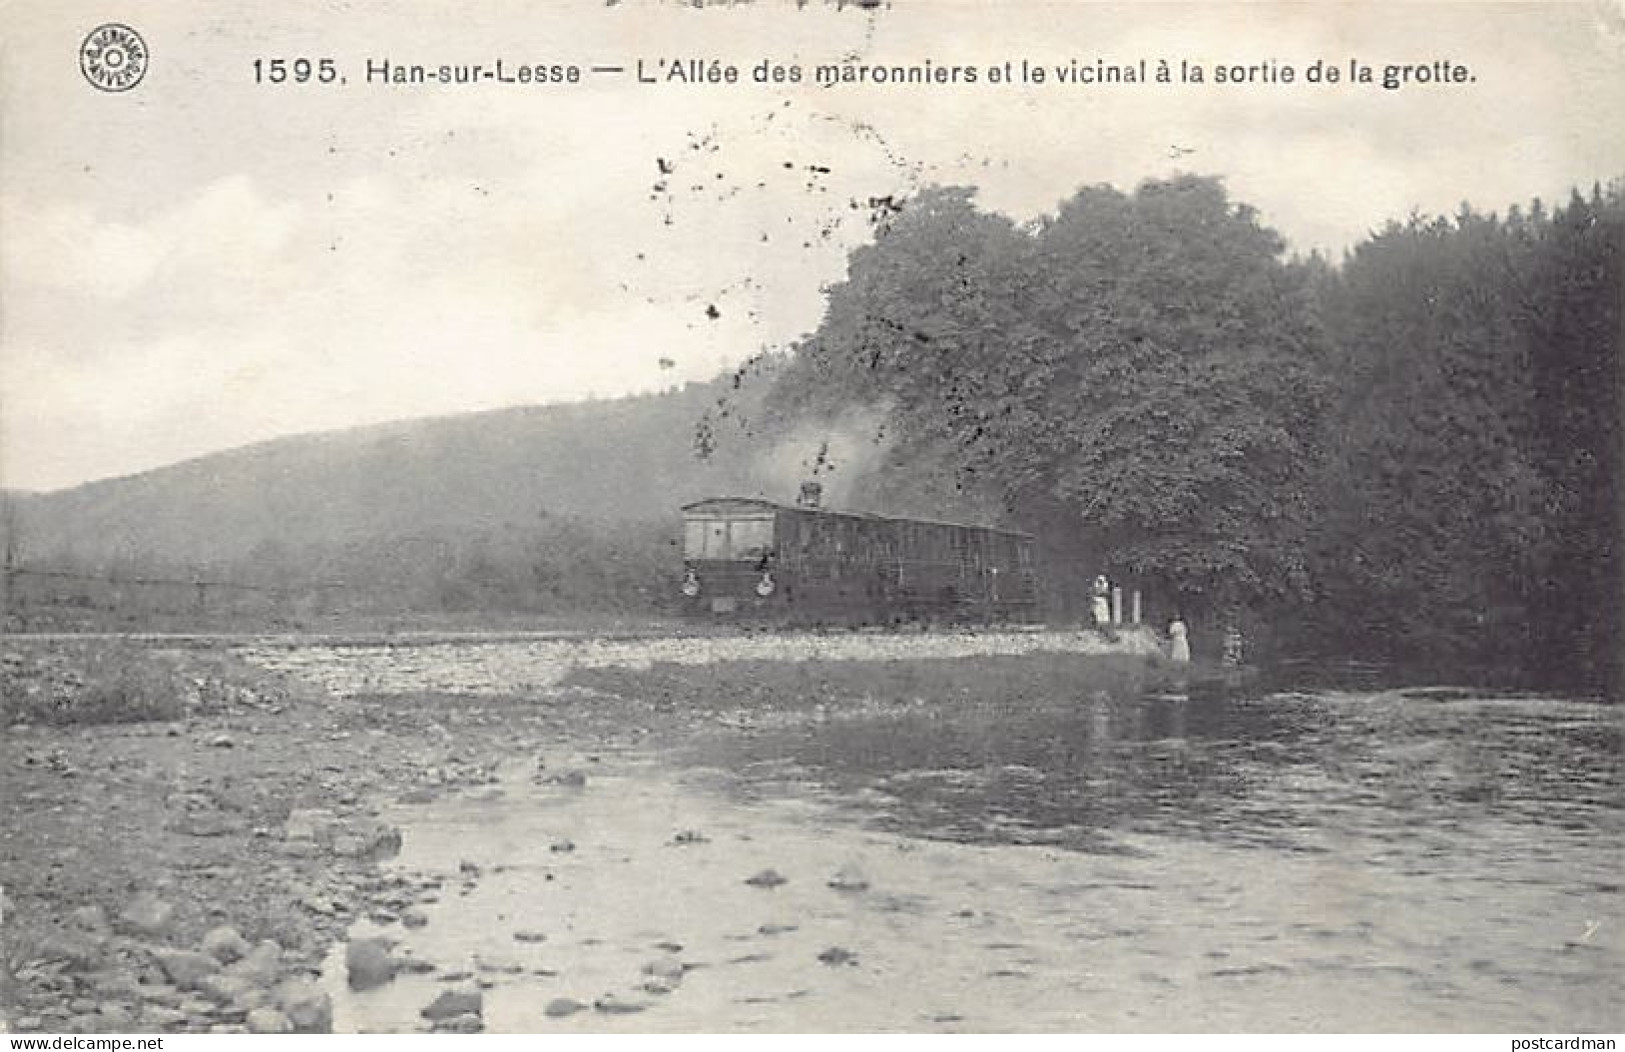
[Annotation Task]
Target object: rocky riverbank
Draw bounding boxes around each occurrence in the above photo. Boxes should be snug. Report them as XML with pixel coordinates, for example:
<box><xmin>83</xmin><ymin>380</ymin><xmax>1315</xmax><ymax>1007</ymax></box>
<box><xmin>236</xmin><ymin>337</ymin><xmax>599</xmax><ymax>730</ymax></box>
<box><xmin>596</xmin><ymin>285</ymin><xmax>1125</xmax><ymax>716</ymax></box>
<box><xmin>2</xmin><ymin>634</ymin><xmax>1172</xmax><ymax>1033</ymax></box>
<box><xmin>1</xmin><ymin>641</ymin><xmax>613</xmax><ymax>1033</ymax></box>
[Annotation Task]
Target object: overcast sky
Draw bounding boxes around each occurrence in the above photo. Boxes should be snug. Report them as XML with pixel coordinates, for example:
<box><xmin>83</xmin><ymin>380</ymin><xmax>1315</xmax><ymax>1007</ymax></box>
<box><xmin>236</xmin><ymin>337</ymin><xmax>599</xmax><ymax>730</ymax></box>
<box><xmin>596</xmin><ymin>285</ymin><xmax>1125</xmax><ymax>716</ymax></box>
<box><xmin>3</xmin><ymin>0</ymin><xmax>1622</xmax><ymax>492</ymax></box>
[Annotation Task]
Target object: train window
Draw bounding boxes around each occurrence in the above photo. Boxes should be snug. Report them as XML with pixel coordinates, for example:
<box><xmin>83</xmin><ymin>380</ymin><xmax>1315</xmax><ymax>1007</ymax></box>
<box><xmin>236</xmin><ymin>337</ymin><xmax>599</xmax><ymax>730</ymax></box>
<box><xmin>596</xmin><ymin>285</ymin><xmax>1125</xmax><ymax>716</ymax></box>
<box><xmin>683</xmin><ymin>520</ymin><xmax>711</xmax><ymax>559</ymax></box>
<box><xmin>730</xmin><ymin>517</ymin><xmax>774</xmax><ymax>559</ymax></box>
<box><xmin>685</xmin><ymin>515</ymin><xmax>774</xmax><ymax>560</ymax></box>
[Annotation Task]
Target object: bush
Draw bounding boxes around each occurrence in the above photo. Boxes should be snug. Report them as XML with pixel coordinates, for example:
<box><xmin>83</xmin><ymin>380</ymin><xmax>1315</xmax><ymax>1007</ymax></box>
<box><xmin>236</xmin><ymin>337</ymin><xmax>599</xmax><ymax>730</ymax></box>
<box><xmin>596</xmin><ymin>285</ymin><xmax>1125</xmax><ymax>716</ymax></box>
<box><xmin>2</xmin><ymin>643</ymin><xmax>190</xmax><ymax>725</ymax></box>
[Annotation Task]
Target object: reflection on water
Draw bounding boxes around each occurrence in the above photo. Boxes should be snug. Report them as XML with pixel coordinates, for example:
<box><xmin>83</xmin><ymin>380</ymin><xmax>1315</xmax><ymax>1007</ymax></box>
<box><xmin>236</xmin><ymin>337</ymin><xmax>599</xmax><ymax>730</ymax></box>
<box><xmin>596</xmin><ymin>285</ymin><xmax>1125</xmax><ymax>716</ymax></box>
<box><xmin>685</xmin><ymin>687</ymin><xmax>1623</xmax><ymax>857</ymax></box>
<box><xmin>671</xmin><ymin>686</ymin><xmax>1623</xmax><ymax>1028</ymax></box>
<box><xmin>332</xmin><ymin>685</ymin><xmax>1623</xmax><ymax>1032</ymax></box>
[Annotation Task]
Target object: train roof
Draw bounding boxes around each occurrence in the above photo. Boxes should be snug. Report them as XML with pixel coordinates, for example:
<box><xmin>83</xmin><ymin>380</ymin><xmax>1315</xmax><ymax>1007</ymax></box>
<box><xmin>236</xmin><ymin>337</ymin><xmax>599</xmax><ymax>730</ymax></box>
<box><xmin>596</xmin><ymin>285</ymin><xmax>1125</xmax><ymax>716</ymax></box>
<box><xmin>680</xmin><ymin>496</ymin><xmax>1035</xmax><ymax>540</ymax></box>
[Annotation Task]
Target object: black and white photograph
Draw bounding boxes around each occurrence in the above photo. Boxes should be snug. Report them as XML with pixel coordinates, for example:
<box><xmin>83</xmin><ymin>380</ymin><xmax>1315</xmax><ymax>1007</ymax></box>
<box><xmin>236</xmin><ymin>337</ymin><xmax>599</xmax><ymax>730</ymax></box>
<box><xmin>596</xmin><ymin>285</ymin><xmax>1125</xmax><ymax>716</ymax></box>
<box><xmin>1</xmin><ymin>0</ymin><xmax>1621</xmax><ymax>1038</ymax></box>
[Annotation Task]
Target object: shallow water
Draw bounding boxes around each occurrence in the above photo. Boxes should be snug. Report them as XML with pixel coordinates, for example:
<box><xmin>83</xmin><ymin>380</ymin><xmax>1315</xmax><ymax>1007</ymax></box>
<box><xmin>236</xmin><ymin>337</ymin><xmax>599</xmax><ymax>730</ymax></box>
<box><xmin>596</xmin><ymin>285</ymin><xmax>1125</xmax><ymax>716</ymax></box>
<box><xmin>326</xmin><ymin>686</ymin><xmax>1623</xmax><ymax>1032</ymax></box>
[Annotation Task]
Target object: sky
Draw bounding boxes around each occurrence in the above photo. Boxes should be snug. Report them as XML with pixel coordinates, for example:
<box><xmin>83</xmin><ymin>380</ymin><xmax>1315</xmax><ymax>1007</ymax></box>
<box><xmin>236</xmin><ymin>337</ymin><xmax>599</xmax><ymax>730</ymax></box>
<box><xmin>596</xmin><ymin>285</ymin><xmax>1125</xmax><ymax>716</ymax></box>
<box><xmin>2</xmin><ymin>0</ymin><xmax>1622</xmax><ymax>492</ymax></box>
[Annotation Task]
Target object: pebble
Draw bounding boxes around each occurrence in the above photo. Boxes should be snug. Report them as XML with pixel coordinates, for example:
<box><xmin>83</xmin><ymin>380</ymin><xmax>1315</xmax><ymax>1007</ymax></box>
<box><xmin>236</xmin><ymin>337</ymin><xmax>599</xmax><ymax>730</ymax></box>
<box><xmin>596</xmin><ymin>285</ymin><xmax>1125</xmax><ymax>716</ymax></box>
<box><xmin>274</xmin><ymin>978</ymin><xmax>333</xmax><ymax>1033</ymax></box>
<box><xmin>282</xmin><ymin>808</ymin><xmax>339</xmax><ymax>841</ymax></box>
<box><xmin>245</xmin><ymin>1008</ymin><xmax>293</xmax><ymax>1034</ymax></box>
<box><xmin>818</xmin><ymin>946</ymin><xmax>860</xmax><ymax>967</ymax></box>
<box><xmin>401</xmin><ymin>906</ymin><xmax>429</xmax><ymax>929</ymax></box>
<box><xmin>90</xmin><ymin>971</ymin><xmax>144</xmax><ymax>999</ymax></box>
<box><xmin>592</xmin><ymin>993</ymin><xmax>648</xmax><ymax>1015</ymax></box>
<box><xmin>201</xmin><ymin>924</ymin><xmax>251</xmax><ymax>963</ymax></box>
<box><xmin>745</xmin><ymin>868</ymin><xmax>788</xmax><ymax>888</ymax></box>
<box><xmin>421</xmin><ymin>988</ymin><xmax>483</xmax><ymax>1021</ymax></box>
<box><xmin>223</xmin><ymin>940</ymin><xmax>282</xmax><ymax>985</ymax></box>
<box><xmin>828</xmin><ymin>864</ymin><xmax>870</xmax><ymax>892</ymax></box>
<box><xmin>142</xmin><ymin>1006</ymin><xmax>188</xmax><ymax>1028</ymax></box>
<box><xmin>432</xmin><ymin>1013</ymin><xmax>484</xmax><ymax>1033</ymax></box>
<box><xmin>97</xmin><ymin>1005</ymin><xmax>135</xmax><ymax>1030</ymax></box>
<box><xmin>69</xmin><ymin>904</ymin><xmax>111</xmax><ymax>932</ymax></box>
<box><xmin>140</xmin><ymin>983</ymin><xmax>183</xmax><ymax>1006</ymax></box>
<box><xmin>642</xmin><ymin>955</ymin><xmax>685</xmax><ymax>982</ymax></box>
<box><xmin>345</xmin><ymin>937</ymin><xmax>397</xmax><ymax>991</ymax></box>
<box><xmin>118</xmin><ymin>892</ymin><xmax>175</xmax><ymax>936</ymax></box>
<box><xmin>544</xmin><ymin>997</ymin><xmax>587</xmax><ymax>1018</ymax></box>
<box><xmin>154</xmin><ymin>949</ymin><xmax>221</xmax><ymax>990</ymax></box>
<box><xmin>195</xmin><ymin>974</ymin><xmax>256</xmax><ymax>1004</ymax></box>
<box><xmin>209</xmin><ymin>734</ymin><xmax>235</xmax><ymax>748</ymax></box>
<box><xmin>512</xmin><ymin>930</ymin><xmax>548</xmax><ymax>943</ymax></box>
<box><xmin>396</xmin><ymin>957</ymin><xmax>438</xmax><ymax>975</ymax></box>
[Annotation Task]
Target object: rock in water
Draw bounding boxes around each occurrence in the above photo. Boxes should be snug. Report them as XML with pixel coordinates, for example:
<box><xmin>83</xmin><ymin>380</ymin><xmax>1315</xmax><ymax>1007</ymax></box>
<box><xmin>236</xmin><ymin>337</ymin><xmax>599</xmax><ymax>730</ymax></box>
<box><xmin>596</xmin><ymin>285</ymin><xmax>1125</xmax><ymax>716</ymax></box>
<box><xmin>828</xmin><ymin>865</ymin><xmax>870</xmax><ymax>892</ymax></box>
<box><xmin>345</xmin><ymin>937</ymin><xmax>397</xmax><ymax>991</ymax></box>
<box><xmin>432</xmin><ymin>1013</ymin><xmax>483</xmax><ymax>1033</ymax></box>
<box><xmin>401</xmin><ymin>907</ymin><xmax>429</xmax><ymax>929</ymax></box>
<box><xmin>817</xmin><ymin>946</ymin><xmax>859</xmax><ymax>967</ymax></box>
<box><xmin>744</xmin><ymin>868</ymin><xmax>788</xmax><ymax>888</ymax></box>
<box><xmin>544</xmin><ymin>998</ymin><xmax>587</xmax><ymax>1018</ymax></box>
<box><xmin>422</xmin><ymin>988</ymin><xmax>483</xmax><ymax>1021</ymax></box>
<box><xmin>642</xmin><ymin>955</ymin><xmax>685</xmax><ymax>982</ymax></box>
<box><xmin>396</xmin><ymin>957</ymin><xmax>437</xmax><ymax>975</ymax></box>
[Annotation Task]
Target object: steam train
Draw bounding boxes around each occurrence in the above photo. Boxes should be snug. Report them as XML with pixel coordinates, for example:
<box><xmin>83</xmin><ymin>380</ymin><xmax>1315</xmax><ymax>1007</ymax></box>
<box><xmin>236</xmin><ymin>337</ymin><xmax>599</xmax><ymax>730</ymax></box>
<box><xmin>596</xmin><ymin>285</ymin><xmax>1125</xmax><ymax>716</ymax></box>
<box><xmin>679</xmin><ymin>483</ymin><xmax>1039</xmax><ymax>625</ymax></box>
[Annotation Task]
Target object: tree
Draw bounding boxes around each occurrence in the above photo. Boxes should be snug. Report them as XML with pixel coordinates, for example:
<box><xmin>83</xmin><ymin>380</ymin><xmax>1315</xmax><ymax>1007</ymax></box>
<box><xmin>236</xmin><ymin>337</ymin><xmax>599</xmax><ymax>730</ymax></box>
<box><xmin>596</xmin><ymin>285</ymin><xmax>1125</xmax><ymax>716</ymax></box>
<box><xmin>777</xmin><ymin>176</ymin><xmax>1332</xmax><ymax>623</ymax></box>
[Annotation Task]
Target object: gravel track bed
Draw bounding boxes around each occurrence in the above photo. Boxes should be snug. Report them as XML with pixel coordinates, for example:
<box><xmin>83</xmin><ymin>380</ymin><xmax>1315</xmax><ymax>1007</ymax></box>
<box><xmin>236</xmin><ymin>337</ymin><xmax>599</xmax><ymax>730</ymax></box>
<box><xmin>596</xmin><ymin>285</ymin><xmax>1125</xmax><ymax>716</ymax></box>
<box><xmin>235</xmin><ymin>628</ymin><xmax>1162</xmax><ymax>698</ymax></box>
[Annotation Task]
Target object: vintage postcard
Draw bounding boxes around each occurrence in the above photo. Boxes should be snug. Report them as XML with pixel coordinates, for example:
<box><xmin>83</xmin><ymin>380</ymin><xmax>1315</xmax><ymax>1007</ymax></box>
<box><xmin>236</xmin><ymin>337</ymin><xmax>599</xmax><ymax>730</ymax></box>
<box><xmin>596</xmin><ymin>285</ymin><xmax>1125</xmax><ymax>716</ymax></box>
<box><xmin>2</xmin><ymin>0</ymin><xmax>1621</xmax><ymax>1038</ymax></box>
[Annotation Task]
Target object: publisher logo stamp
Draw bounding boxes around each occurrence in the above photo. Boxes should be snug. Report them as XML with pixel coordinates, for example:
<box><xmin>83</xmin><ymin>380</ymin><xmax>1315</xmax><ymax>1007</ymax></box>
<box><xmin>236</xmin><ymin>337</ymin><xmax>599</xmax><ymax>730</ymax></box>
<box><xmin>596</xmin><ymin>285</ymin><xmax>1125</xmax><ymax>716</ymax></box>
<box><xmin>80</xmin><ymin>23</ymin><xmax>148</xmax><ymax>92</ymax></box>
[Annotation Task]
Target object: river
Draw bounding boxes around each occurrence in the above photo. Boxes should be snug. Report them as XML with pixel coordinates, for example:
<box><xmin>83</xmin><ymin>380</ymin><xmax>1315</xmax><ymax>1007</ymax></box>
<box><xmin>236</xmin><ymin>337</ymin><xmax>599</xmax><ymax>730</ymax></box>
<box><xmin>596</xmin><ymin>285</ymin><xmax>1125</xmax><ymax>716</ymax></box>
<box><xmin>319</xmin><ymin>679</ymin><xmax>1622</xmax><ymax>1032</ymax></box>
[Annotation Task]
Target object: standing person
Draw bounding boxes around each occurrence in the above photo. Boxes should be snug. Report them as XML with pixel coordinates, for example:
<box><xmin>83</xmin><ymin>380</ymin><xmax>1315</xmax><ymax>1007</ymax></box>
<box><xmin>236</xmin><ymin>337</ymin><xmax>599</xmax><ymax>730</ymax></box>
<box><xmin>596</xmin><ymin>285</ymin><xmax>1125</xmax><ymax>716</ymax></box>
<box><xmin>1168</xmin><ymin>615</ymin><xmax>1191</xmax><ymax>664</ymax></box>
<box><xmin>1090</xmin><ymin>574</ymin><xmax>1112</xmax><ymax>632</ymax></box>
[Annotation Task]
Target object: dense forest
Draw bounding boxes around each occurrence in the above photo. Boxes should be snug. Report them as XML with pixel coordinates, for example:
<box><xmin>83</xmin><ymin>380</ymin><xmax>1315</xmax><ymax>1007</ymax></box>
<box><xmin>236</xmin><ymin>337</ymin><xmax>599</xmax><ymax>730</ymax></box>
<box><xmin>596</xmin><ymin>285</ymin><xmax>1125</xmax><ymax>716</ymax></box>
<box><xmin>732</xmin><ymin>175</ymin><xmax>1621</xmax><ymax>694</ymax></box>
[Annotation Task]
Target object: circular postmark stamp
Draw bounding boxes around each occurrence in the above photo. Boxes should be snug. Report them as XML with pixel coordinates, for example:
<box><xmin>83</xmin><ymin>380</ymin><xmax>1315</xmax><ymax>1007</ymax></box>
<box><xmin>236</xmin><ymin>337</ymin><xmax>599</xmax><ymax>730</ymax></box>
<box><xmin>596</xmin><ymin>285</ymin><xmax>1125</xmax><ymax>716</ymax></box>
<box><xmin>79</xmin><ymin>23</ymin><xmax>148</xmax><ymax>92</ymax></box>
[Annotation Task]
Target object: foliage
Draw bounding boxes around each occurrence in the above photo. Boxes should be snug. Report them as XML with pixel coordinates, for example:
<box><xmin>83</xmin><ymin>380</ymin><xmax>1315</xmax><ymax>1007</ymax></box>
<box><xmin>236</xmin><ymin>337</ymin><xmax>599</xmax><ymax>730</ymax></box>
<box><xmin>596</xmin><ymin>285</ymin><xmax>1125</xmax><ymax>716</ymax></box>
<box><xmin>1307</xmin><ymin>185</ymin><xmax>1622</xmax><ymax>690</ymax></box>
<box><xmin>776</xmin><ymin>177</ymin><xmax>1332</xmax><ymax>617</ymax></box>
<box><xmin>763</xmin><ymin>174</ymin><xmax>1621</xmax><ymax>693</ymax></box>
<box><xmin>0</xmin><ymin>643</ymin><xmax>187</xmax><ymax>725</ymax></box>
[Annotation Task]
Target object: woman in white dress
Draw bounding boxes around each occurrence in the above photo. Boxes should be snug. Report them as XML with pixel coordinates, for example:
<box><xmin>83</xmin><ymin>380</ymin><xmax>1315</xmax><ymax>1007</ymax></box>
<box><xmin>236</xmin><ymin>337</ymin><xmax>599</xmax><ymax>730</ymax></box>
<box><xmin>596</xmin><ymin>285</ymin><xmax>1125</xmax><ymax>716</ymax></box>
<box><xmin>1090</xmin><ymin>574</ymin><xmax>1112</xmax><ymax>630</ymax></box>
<box><xmin>1168</xmin><ymin>616</ymin><xmax>1191</xmax><ymax>664</ymax></box>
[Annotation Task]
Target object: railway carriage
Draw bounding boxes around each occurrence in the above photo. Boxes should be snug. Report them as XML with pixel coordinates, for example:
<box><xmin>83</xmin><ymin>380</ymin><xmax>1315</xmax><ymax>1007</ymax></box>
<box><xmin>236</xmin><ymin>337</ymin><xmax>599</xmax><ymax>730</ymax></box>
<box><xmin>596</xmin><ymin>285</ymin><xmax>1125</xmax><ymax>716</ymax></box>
<box><xmin>679</xmin><ymin>485</ymin><xmax>1038</xmax><ymax>625</ymax></box>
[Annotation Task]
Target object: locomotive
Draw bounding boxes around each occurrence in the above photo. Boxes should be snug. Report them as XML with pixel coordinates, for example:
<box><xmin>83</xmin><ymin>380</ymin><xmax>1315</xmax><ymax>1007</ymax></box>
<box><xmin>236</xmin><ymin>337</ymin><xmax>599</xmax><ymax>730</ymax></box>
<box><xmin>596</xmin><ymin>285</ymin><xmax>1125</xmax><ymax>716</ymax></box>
<box><xmin>679</xmin><ymin>483</ymin><xmax>1038</xmax><ymax>625</ymax></box>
